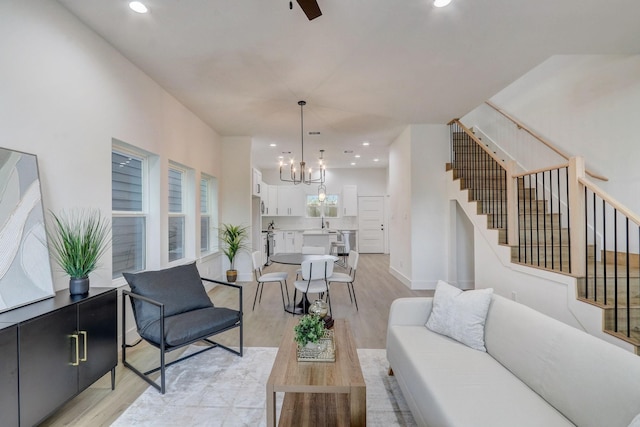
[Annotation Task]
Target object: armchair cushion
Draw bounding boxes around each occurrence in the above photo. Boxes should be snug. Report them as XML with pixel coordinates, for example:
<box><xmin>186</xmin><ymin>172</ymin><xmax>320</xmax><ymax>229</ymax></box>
<box><xmin>140</xmin><ymin>307</ymin><xmax>241</xmax><ymax>347</ymax></box>
<box><xmin>123</xmin><ymin>262</ymin><xmax>213</xmax><ymax>331</ymax></box>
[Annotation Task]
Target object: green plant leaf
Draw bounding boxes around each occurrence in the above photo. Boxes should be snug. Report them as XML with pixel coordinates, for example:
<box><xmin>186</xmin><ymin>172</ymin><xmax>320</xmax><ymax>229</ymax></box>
<box><xmin>47</xmin><ymin>209</ymin><xmax>111</xmax><ymax>279</ymax></box>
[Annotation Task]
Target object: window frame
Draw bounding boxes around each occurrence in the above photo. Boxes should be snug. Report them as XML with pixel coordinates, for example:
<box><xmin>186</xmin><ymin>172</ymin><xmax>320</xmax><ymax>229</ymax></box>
<box><xmin>306</xmin><ymin>194</ymin><xmax>339</xmax><ymax>218</ymax></box>
<box><xmin>111</xmin><ymin>146</ymin><xmax>148</xmax><ymax>281</ymax></box>
<box><xmin>168</xmin><ymin>163</ymin><xmax>187</xmax><ymax>263</ymax></box>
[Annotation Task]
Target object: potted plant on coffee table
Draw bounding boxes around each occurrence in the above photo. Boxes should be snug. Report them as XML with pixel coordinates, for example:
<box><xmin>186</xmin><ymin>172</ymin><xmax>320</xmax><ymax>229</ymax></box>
<box><xmin>294</xmin><ymin>314</ymin><xmax>326</xmax><ymax>349</ymax></box>
<box><xmin>219</xmin><ymin>223</ymin><xmax>249</xmax><ymax>282</ymax></box>
<box><xmin>47</xmin><ymin>208</ymin><xmax>111</xmax><ymax>295</ymax></box>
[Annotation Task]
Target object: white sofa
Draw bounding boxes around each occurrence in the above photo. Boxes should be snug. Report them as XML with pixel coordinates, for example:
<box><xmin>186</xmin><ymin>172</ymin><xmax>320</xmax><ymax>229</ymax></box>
<box><xmin>387</xmin><ymin>295</ymin><xmax>640</xmax><ymax>427</ymax></box>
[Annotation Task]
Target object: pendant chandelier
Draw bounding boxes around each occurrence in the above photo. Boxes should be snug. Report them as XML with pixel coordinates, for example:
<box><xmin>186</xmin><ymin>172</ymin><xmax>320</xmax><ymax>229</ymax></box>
<box><xmin>280</xmin><ymin>100</ymin><xmax>326</xmax><ymax>185</ymax></box>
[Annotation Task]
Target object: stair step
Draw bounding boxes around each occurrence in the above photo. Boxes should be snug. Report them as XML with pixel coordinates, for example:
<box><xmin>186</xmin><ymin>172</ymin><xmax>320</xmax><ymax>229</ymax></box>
<box><xmin>512</xmin><ymin>244</ymin><xmax>594</xmax><ymax>265</ymax></box>
<box><xmin>603</xmin><ymin>307</ymin><xmax>640</xmax><ymax>343</ymax></box>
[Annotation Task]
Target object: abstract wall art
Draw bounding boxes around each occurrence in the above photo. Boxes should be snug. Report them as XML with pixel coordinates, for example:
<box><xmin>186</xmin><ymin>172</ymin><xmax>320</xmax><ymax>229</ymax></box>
<box><xmin>0</xmin><ymin>147</ymin><xmax>54</xmax><ymax>313</ymax></box>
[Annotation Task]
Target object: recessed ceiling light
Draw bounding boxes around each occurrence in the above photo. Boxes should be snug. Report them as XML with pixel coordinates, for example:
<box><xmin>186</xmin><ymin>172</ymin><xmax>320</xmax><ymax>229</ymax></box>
<box><xmin>355</xmin><ymin>155</ymin><xmax>361</xmax><ymax>158</ymax></box>
<box><xmin>362</xmin><ymin>141</ymin><xmax>370</xmax><ymax>146</ymax></box>
<box><xmin>351</xmin><ymin>162</ymin><xmax>356</xmax><ymax>166</ymax></box>
<box><xmin>433</xmin><ymin>0</ymin><xmax>452</xmax><ymax>7</ymax></box>
<box><xmin>129</xmin><ymin>1</ymin><xmax>149</xmax><ymax>13</ymax></box>
<box><xmin>373</xmin><ymin>158</ymin><xmax>380</xmax><ymax>162</ymax></box>
<box><xmin>270</xmin><ymin>143</ymin><xmax>277</xmax><ymax>147</ymax></box>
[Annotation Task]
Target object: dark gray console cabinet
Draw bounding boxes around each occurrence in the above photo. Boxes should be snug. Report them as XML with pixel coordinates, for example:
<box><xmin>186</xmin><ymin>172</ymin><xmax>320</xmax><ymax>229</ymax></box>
<box><xmin>0</xmin><ymin>323</ymin><xmax>19</xmax><ymax>427</ymax></box>
<box><xmin>0</xmin><ymin>287</ymin><xmax>117</xmax><ymax>427</ymax></box>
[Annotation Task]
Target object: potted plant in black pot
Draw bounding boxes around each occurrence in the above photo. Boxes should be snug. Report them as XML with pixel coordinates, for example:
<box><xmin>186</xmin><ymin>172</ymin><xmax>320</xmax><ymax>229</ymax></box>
<box><xmin>47</xmin><ymin>209</ymin><xmax>111</xmax><ymax>295</ymax></box>
<box><xmin>219</xmin><ymin>223</ymin><xmax>249</xmax><ymax>282</ymax></box>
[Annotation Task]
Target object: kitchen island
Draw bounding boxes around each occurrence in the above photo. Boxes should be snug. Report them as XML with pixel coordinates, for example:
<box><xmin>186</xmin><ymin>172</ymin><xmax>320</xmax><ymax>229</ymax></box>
<box><xmin>302</xmin><ymin>229</ymin><xmax>338</xmax><ymax>254</ymax></box>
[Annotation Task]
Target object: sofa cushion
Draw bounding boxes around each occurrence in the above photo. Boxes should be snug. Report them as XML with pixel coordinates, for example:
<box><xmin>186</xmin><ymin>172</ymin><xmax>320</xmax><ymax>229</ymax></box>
<box><xmin>485</xmin><ymin>295</ymin><xmax>640</xmax><ymax>427</ymax></box>
<box><xmin>426</xmin><ymin>280</ymin><xmax>493</xmax><ymax>351</ymax></box>
<box><xmin>123</xmin><ymin>262</ymin><xmax>213</xmax><ymax>331</ymax></box>
<box><xmin>140</xmin><ymin>307</ymin><xmax>241</xmax><ymax>347</ymax></box>
<box><xmin>387</xmin><ymin>324</ymin><xmax>573</xmax><ymax>427</ymax></box>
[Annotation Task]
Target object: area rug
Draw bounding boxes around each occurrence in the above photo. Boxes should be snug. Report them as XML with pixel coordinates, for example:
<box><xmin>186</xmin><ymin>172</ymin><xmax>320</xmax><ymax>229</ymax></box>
<box><xmin>112</xmin><ymin>346</ymin><xmax>416</xmax><ymax>426</ymax></box>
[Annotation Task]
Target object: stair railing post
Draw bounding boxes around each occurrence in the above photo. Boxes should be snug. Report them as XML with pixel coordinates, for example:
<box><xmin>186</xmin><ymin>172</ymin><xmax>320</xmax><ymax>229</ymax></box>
<box><xmin>506</xmin><ymin>160</ymin><xmax>518</xmax><ymax>246</ymax></box>
<box><xmin>569</xmin><ymin>156</ymin><xmax>586</xmax><ymax>276</ymax></box>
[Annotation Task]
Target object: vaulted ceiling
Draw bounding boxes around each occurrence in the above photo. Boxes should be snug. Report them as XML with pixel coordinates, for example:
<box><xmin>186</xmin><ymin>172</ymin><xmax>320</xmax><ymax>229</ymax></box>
<box><xmin>57</xmin><ymin>0</ymin><xmax>640</xmax><ymax>169</ymax></box>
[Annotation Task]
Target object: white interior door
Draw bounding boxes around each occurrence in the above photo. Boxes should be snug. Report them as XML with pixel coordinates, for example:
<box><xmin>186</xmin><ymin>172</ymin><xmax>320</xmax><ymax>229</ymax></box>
<box><xmin>358</xmin><ymin>196</ymin><xmax>384</xmax><ymax>253</ymax></box>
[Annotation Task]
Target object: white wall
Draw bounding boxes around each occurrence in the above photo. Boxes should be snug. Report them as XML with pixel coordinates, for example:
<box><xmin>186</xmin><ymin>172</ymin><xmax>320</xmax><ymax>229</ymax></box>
<box><xmin>484</xmin><ymin>55</ymin><xmax>640</xmax><ymax>213</ymax></box>
<box><xmin>0</xmin><ymin>0</ymin><xmax>225</xmax><ymax>290</ymax></box>
<box><xmin>0</xmin><ymin>0</ymin><xmax>229</xmax><ymax>347</ymax></box>
<box><xmin>388</xmin><ymin>127</ymin><xmax>413</xmax><ymax>283</ymax></box>
<box><xmin>388</xmin><ymin>125</ymin><xmax>449</xmax><ymax>290</ymax></box>
<box><xmin>220</xmin><ymin>137</ymin><xmax>253</xmax><ymax>281</ymax></box>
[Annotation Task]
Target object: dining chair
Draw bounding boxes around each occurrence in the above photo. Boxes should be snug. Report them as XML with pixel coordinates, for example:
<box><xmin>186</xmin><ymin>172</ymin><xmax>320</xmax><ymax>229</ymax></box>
<box><xmin>293</xmin><ymin>258</ymin><xmax>334</xmax><ymax>316</ymax></box>
<box><xmin>328</xmin><ymin>250</ymin><xmax>359</xmax><ymax>310</ymax></box>
<box><xmin>251</xmin><ymin>251</ymin><xmax>290</xmax><ymax>310</ymax></box>
<box><xmin>297</xmin><ymin>246</ymin><xmax>327</xmax><ymax>279</ymax></box>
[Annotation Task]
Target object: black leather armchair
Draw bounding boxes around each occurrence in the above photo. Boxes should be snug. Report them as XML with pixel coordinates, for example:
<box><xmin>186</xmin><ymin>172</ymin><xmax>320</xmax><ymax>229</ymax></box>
<box><xmin>122</xmin><ymin>262</ymin><xmax>243</xmax><ymax>394</ymax></box>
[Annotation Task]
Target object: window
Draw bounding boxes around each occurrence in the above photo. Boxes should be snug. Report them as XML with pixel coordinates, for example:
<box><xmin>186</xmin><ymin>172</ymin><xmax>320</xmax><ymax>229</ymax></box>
<box><xmin>306</xmin><ymin>194</ymin><xmax>339</xmax><ymax>218</ymax></box>
<box><xmin>200</xmin><ymin>175</ymin><xmax>214</xmax><ymax>254</ymax></box>
<box><xmin>112</xmin><ymin>149</ymin><xmax>146</xmax><ymax>279</ymax></box>
<box><xmin>168</xmin><ymin>166</ymin><xmax>185</xmax><ymax>262</ymax></box>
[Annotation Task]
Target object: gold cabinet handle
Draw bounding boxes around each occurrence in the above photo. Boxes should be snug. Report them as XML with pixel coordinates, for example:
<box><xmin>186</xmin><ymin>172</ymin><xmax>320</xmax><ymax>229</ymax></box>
<box><xmin>71</xmin><ymin>334</ymin><xmax>80</xmax><ymax>366</ymax></box>
<box><xmin>80</xmin><ymin>330</ymin><xmax>88</xmax><ymax>362</ymax></box>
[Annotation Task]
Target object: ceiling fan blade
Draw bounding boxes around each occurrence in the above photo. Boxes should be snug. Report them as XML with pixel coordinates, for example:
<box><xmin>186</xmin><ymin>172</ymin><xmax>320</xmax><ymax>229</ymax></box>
<box><xmin>296</xmin><ymin>0</ymin><xmax>322</xmax><ymax>20</ymax></box>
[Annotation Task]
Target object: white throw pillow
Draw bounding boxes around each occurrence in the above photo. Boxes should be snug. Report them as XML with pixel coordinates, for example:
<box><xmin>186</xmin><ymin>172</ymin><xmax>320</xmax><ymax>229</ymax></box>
<box><xmin>426</xmin><ymin>280</ymin><xmax>494</xmax><ymax>351</ymax></box>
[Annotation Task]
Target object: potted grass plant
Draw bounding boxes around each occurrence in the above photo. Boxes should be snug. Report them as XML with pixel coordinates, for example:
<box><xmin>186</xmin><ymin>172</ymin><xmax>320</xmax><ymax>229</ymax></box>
<box><xmin>47</xmin><ymin>209</ymin><xmax>111</xmax><ymax>295</ymax></box>
<box><xmin>219</xmin><ymin>223</ymin><xmax>249</xmax><ymax>282</ymax></box>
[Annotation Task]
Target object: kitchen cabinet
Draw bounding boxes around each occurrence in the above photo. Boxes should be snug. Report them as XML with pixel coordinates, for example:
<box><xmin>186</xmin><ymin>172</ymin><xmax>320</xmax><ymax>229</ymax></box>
<box><xmin>0</xmin><ymin>324</ymin><xmax>18</xmax><ymax>427</ymax></box>
<box><xmin>272</xmin><ymin>230</ymin><xmax>285</xmax><ymax>254</ymax></box>
<box><xmin>0</xmin><ymin>288</ymin><xmax>117</xmax><ymax>427</ymax></box>
<box><xmin>252</xmin><ymin>168</ymin><xmax>263</xmax><ymax>197</ymax></box>
<box><xmin>261</xmin><ymin>183</ymin><xmax>270</xmax><ymax>216</ymax></box>
<box><xmin>342</xmin><ymin>185</ymin><xmax>358</xmax><ymax>216</ymax></box>
<box><xmin>284</xmin><ymin>231</ymin><xmax>296</xmax><ymax>252</ymax></box>
<box><xmin>277</xmin><ymin>186</ymin><xmax>304</xmax><ymax>216</ymax></box>
<box><xmin>272</xmin><ymin>230</ymin><xmax>302</xmax><ymax>253</ymax></box>
<box><xmin>267</xmin><ymin>185</ymin><xmax>278</xmax><ymax>216</ymax></box>
<box><xmin>294</xmin><ymin>231</ymin><xmax>304</xmax><ymax>252</ymax></box>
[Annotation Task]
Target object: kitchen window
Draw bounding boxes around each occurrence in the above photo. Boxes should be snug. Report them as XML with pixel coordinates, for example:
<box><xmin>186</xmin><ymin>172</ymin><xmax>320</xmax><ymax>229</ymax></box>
<box><xmin>306</xmin><ymin>194</ymin><xmax>339</xmax><ymax>218</ymax></box>
<box><xmin>111</xmin><ymin>148</ymin><xmax>146</xmax><ymax>278</ymax></box>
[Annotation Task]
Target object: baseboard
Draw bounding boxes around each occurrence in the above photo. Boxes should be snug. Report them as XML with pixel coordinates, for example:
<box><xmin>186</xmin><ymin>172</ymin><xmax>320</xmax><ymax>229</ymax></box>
<box><xmin>388</xmin><ymin>267</ymin><xmax>438</xmax><ymax>290</ymax></box>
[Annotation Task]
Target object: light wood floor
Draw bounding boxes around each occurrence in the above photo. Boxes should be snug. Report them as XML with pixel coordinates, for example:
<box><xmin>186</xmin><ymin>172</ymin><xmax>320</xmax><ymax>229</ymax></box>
<box><xmin>41</xmin><ymin>254</ymin><xmax>432</xmax><ymax>426</ymax></box>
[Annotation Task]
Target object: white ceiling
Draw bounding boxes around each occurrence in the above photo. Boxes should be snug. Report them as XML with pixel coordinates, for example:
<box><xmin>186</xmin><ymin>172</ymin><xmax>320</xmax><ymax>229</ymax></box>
<box><xmin>57</xmin><ymin>0</ymin><xmax>640</xmax><ymax>170</ymax></box>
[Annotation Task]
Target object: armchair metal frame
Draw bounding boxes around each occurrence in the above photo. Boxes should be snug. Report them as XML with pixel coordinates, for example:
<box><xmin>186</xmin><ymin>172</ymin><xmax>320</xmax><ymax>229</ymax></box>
<box><xmin>122</xmin><ymin>278</ymin><xmax>243</xmax><ymax>394</ymax></box>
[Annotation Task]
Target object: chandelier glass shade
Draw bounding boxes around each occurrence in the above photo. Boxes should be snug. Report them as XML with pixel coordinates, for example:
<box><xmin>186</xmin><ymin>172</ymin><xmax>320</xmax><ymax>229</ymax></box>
<box><xmin>280</xmin><ymin>100</ymin><xmax>326</xmax><ymax>185</ymax></box>
<box><xmin>317</xmin><ymin>183</ymin><xmax>327</xmax><ymax>202</ymax></box>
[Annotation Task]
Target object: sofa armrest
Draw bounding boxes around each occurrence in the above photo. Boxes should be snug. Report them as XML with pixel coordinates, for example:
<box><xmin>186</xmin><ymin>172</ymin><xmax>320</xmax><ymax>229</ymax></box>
<box><xmin>388</xmin><ymin>297</ymin><xmax>433</xmax><ymax>327</ymax></box>
<box><xmin>201</xmin><ymin>277</ymin><xmax>243</xmax><ymax>314</ymax></box>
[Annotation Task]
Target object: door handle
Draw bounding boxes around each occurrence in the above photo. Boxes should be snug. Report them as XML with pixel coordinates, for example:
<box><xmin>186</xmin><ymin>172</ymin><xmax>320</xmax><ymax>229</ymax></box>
<box><xmin>80</xmin><ymin>330</ymin><xmax>88</xmax><ymax>362</ymax></box>
<box><xmin>71</xmin><ymin>334</ymin><xmax>80</xmax><ymax>366</ymax></box>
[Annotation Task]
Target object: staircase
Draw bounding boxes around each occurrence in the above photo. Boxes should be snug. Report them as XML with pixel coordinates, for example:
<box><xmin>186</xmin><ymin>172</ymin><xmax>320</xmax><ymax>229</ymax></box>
<box><xmin>449</xmin><ymin>123</ymin><xmax>640</xmax><ymax>353</ymax></box>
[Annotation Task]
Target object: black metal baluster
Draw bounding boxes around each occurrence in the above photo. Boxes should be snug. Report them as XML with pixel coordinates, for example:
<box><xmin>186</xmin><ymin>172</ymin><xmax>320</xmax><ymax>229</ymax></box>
<box><xmin>565</xmin><ymin>167</ymin><xmax>571</xmax><ymax>273</ymax></box>
<box><xmin>593</xmin><ymin>192</ymin><xmax>597</xmax><ymax>302</ymax></box>
<box><xmin>614</xmin><ymin>208</ymin><xmax>618</xmax><ymax>333</ymax></box>
<box><xmin>557</xmin><ymin>168</ymin><xmax>563</xmax><ymax>271</ymax></box>
<box><xmin>584</xmin><ymin>187</ymin><xmax>588</xmax><ymax>300</ymax></box>
<box><xmin>626</xmin><ymin>217</ymin><xmax>630</xmax><ymax>338</ymax></box>
<box><xmin>542</xmin><ymin>171</ymin><xmax>547</xmax><ymax>269</ymax></box>
<box><xmin>551</xmin><ymin>169</ymin><xmax>556</xmax><ymax>270</ymax></box>
<box><xmin>528</xmin><ymin>174</ymin><xmax>533</xmax><ymax>266</ymax></box>
<box><xmin>602</xmin><ymin>199</ymin><xmax>607</xmax><ymax>306</ymax></box>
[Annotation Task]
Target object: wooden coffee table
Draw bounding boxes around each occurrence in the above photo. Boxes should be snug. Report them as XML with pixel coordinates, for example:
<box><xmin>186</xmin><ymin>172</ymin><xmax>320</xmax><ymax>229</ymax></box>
<box><xmin>266</xmin><ymin>318</ymin><xmax>366</xmax><ymax>426</ymax></box>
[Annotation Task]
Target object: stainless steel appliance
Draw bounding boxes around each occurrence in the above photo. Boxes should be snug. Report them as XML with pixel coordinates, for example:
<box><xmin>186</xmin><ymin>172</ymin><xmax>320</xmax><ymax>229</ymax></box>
<box><xmin>266</xmin><ymin>231</ymin><xmax>275</xmax><ymax>265</ymax></box>
<box><xmin>338</xmin><ymin>230</ymin><xmax>356</xmax><ymax>255</ymax></box>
